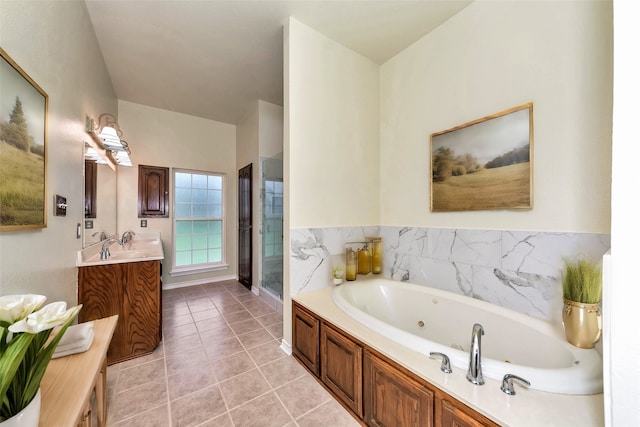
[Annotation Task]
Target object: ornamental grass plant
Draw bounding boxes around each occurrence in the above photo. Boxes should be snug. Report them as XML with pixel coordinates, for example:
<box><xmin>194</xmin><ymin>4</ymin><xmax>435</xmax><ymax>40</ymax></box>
<box><xmin>561</xmin><ymin>258</ymin><xmax>602</xmax><ymax>304</ymax></box>
<box><xmin>0</xmin><ymin>295</ymin><xmax>81</xmax><ymax>421</ymax></box>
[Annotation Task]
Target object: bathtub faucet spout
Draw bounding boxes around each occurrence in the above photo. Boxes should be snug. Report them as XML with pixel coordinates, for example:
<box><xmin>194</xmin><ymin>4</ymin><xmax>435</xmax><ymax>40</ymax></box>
<box><xmin>466</xmin><ymin>323</ymin><xmax>485</xmax><ymax>385</ymax></box>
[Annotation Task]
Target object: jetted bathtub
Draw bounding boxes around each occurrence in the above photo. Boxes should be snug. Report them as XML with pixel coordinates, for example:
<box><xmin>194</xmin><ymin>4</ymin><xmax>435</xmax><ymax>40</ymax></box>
<box><xmin>331</xmin><ymin>278</ymin><xmax>602</xmax><ymax>395</ymax></box>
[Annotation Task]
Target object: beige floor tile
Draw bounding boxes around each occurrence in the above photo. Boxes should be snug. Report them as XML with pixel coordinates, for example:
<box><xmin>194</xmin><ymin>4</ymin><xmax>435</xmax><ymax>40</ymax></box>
<box><xmin>163</xmin><ymin>332</ymin><xmax>203</xmax><ymax>355</ymax></box>
<box><xmin>296</xmin><ymin>398</ymin><xmax>361</xmax><ymax>427</ymax></box>
<box><xmin>199</xmin><ymin>324</ymin><xmax>236</xmax><ymax>342</ymax></box>
<box><xmin>166</xmin><ymin>346</ymin><xmax>209</xmax><ymax>376</ymax></box>
<box><xmin>170</xmin><ymin>385</ymin><xmax>227</xmax><ymax>427</ymax></box>
<box><xmin>237</xmin><ymin>328</ymin><xmax>275</xmax><ymax>349</ymax></box>
<box><xmin>110</xmin><ymin>378</ymin><xmax>168</xmax><ymax>423</ymax></box>
<box><xmin>213</xmin><ymin>351</ymin><xmax>257</xmax><ymax>382</ymax></box>
<box><xmin>191</xmin><ymin>308</ymin><xmax>221</xmax><ymax>322</ymax></box>
<box><xmin>246</xmin><ymin>305</ymin><xmax>278</xmax><ymax>318</ymax></box>
<box><xmin>222</xmin><ymin>309</ymin><xmax>252</xmax><ymax>324</ymax></box>
<box><xmin>198</xmin><ymin>412</ymin><xmax>235</xmax><ymax>427</ymax></box>
<box><xmin>203</xmin><ymin>336</ymin><xmax>245</xmax><ymax>361</ymax></box>
<box><xmin>110</xmin><ymin>404</ymin><xmax>171</xmax><ymax>427</ymax></box>
<box><xmin>194</xmin><ymin>315</ymin><xmax>229</xmax><ymax>333</ymax></box>
<box><xmin>117</xmin><ymin>358</ymin><xmax>166</xmax><ymax>392</ymax></box>
<box><xmin>275</xmin><ymin>375</ymin><xmax>333</xmax><ymax>419</ymax></box>
<box><xmin>163</xmin><ymin>313</ymin><xmax>194</xmax><ymax>329</ymax></box>
<box><xmin>116</xmin><ymin>342</ymin><xmax>164</xmax><ymax>370</ymax></box>
<box><xmin>229</xmin><ymin>392</ymin><xmax>294</xmax><ymax>427</ymax></box>
<box><xmin>265</xmin><ymin>322</ymin><xmax>283</xmax><ymax>340</ymax></box>
<box><xmin>218</xmin><ymin>368</ymin><xmax>272</xmax><ymax>409</ymax></box>
<box><xmin>255</xmin><ymin>312</ymin><xmax>283</xmax><ymax>327</ymax></box>
<box><xmin>246</xmin><ymin>340</ymin><xmax>287</xmax><ymax>366</ymax></box>
<box><xmin>163</xmin><ymin>322</ymin><xmax>198</xmax><ymax>341</ymax></box>
<box><xmin>229</xmin><ymin>318</ymin><xmax>263</xmax><ymax>335</ymax></box>
<box><xmin>259</xmin><ymin>356</ymin><xmax>307</xmax><ymax>388</ymax></box>
<box><xmin>168</xmin><ymin>361</ymin><xmax>217</xmax><ymax>400</ymax></box>
<box><xmin>216</xmin><ymin>302</ymin><xmax>247</xmax><ymax>315</ymax></box>
<box><xmin>188</xmin><ymin>300</ymin><xmax>216</xmax><ymax>313</ymax></box>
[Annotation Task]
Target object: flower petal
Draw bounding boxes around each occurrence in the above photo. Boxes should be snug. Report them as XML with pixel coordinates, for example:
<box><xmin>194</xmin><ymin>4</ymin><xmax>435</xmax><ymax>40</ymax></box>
<box><xmin>0</xmin><ymin>295</ymin><xmax>46</xmax><ymax>324</ymax></box>
<box><xmin>8</xmin><ymin>303</ymin><xmax>81</xmax><ymax>334</ymax></box>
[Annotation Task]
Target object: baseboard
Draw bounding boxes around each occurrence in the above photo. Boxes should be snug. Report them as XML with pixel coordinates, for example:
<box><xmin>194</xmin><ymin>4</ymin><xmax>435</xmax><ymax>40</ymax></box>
<box><xmin>280</xmin><ymin>339</ymin><xmax>292</xmax><ymax>356</ymax></box>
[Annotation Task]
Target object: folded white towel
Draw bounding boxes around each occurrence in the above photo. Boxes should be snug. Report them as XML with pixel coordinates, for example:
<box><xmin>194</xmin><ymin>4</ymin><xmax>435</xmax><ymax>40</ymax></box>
<box><xmin>52</xmin><ymin>322</ymin><xmax>95</xmax><ymax>359</ymax></box>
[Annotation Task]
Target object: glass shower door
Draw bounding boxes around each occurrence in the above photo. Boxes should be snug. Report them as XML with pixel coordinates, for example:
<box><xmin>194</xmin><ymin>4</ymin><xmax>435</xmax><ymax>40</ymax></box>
<box><xmin>262</xmin><ymin>154</ymin><xmax>283</xmax><ymax>299</ymax></box>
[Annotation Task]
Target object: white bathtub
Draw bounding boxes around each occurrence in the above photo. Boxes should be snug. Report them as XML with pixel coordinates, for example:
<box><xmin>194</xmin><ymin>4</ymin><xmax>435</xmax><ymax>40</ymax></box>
<box><xmin>332</xmin><ymin>278</ymin><xmax>603</xmax><ymax>395</ymax></box>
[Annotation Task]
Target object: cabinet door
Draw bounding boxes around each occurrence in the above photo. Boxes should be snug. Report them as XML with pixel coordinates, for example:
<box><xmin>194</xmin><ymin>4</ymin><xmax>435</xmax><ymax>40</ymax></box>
<box><xmin>364</xmin><ymin>350</ymin><xmax>433</xmax><ymax>427</ymax></box>
<box><xmin>292</xmin><ymin>303</ymin><xmax>320</xmax><ymax>376</ymax></box>
<box><xmin>138</xmin><ymin>164</ymin><xmax>169</xmax><ymax>217</ymax></box>
<box><xmin>79</xmin><ymin>261</ymin><xmax>161</xmax><ymax>364</ymax></box>
<box><xmin>321</xmin><ymin>323</ymin><xmax>363</xmax><ymax>417</ymax></box>
<box><xmin>438</xmin><ymin>398</ymin><xmax>498</xmax><ymax>427</ymax></box>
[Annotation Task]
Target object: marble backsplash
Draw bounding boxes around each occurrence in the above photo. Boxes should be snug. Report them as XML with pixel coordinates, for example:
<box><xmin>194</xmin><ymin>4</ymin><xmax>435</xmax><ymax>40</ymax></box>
<box><xmin>290</xmin><ymin>226</ymin><xmax>610</xmax><ymax>325</ymax></box>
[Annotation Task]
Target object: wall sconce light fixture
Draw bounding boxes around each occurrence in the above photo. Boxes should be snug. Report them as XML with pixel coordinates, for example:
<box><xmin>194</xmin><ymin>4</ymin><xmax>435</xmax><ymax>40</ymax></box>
<box><xmin>85</xmin><ymin>113</ymin><xmax>133</xmax><ymax>168</ymax></box>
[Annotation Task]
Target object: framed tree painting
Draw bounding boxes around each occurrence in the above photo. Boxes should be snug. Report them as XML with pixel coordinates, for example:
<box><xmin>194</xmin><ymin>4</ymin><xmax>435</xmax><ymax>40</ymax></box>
<box><xmin>430</xmin><ymin>103</ymin><xmax>533</xmax><ymax>212</ymax></box>
<box><xmin>0</xmin><ymin>47</ymin><xmax>48</xmax><ymax>231</ymax></box>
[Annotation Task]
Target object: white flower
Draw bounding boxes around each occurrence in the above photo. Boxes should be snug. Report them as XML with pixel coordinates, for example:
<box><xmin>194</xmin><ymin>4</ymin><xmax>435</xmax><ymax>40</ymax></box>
<box><xmin>8</xmin><ymin>302</ymin><xmax>82</xmax><ymax>334</ymax></box>
<box><xmin>0</xmin><ymin>295</ymin><xmax>47</xmax><ymax>325</ymax></box>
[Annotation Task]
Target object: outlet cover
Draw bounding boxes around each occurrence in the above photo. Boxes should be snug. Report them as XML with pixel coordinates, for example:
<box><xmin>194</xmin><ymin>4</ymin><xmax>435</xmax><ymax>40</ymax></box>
<box><xmin>54</xmin><ymin>195</ymin><xmax>67</xmax><ymax>216</ymax></box>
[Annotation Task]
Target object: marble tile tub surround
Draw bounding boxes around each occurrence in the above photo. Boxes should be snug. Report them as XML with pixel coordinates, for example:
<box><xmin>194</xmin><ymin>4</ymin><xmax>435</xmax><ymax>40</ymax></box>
<box><xmin>290</xmin><ymin>226</ymin><xmax>610</xmax><ymax>325</ymax></box>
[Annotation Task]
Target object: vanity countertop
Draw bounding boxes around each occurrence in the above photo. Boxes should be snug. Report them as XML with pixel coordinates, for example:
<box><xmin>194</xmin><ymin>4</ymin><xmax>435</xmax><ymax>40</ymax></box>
<box><xmin>76</xmin><ymin>231</ymin><xmax>164</xmax><ymax>267</ymax></box>
<box><xmin>292</xmin><ymin>287</ymin><xmax>605</xmax><ymax>427</ymax></box>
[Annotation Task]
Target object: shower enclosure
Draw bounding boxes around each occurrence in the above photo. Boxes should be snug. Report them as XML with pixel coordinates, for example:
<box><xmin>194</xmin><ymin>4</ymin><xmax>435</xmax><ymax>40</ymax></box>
<box><xmin>261</xmin><ymin>153</ymin><xmax>283</xmax><ymax>299</ymax></box>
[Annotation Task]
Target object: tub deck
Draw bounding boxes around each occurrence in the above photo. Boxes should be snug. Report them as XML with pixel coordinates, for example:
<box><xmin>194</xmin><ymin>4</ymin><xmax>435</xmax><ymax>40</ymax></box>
<box><xmin>292</xmin><ymin>285</ymin><xmax>604</xmax><ymax>427</ymax></box>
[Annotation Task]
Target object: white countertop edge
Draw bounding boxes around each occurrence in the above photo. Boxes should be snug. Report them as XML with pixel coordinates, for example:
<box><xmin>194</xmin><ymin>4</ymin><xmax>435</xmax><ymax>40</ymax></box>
<box><xmin>292</xmin><ymin>286</ymin><xmax>604</xmax><ymax>427</ymax></box>
<box><xmin>77</xmin><ymin>254</ymin><xmax>164</xmax><ymax>267</ymax></box>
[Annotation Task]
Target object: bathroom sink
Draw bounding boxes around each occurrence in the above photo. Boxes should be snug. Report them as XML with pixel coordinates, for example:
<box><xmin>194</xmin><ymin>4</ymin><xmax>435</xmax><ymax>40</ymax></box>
<box><xmin>108</xmin><ymin>250</ymin><xmax>151</xmax><ymax>260</ymax></box>
<box><xmin>77</xmin><ymin>232</ymin><xmax>164</xmax><ymax>266</ymax></box>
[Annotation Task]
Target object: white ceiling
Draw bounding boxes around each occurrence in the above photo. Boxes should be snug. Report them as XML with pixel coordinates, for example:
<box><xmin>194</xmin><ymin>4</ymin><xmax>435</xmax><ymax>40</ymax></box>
<box><xmin>85</xmin><ymin>1</ymin><xmax>472</xmax><ymax>125</ymax></box>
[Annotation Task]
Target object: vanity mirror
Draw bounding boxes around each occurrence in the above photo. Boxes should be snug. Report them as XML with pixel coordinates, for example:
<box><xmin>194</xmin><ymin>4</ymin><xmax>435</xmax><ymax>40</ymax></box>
<box><xmin>83</xmin><ymin>142</ymin><xmax>117</xmax><ymax>247</ymax></box>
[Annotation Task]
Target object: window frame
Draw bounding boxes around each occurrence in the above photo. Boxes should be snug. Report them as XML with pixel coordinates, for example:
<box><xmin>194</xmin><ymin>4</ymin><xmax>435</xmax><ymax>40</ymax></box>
<box><xmin>170</xmin><ymin>168</ymin><xmax>228</xmax><ymax>276</ymax></box>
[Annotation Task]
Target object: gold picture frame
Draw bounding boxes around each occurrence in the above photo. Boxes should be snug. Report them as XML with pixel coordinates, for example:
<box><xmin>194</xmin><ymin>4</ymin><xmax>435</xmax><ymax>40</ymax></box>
<box><xmin>1</xmin><ymin>47</ymin><xmax>48</xmax><ymax>231</ymax></box>
<box><xmin>430</xmin><ymin>103</ymin><xmax>533</xmax><ymax>212</ymax></box>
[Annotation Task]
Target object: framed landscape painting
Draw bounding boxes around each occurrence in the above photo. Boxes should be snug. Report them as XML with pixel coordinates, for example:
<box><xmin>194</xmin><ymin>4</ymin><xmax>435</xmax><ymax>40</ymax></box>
<box><xmin>430</xmin><ymin>103</ymin><xmax>533</xmax><ymax>212</ymax></box>
<box><xmin>0</xmin><ymin>48</ymin><xmax>48</xmax><ymax>231</ymax></box>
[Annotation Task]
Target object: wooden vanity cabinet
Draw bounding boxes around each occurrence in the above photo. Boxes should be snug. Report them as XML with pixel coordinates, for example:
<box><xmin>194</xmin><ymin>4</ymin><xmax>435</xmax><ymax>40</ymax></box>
<box><xmin>292</xmin><ymin>301</ymin><xmax>499</xmax><ymax>427</ymax></box>
<box><xmin>437</xmin><ymin>396</ymin><xmax>497</xmax><ymax>427</ymax></box>
<box><xmin>78</xmin><ymin>260</ymin><xmax>162</xmax><ymax>364</ymax></box>
<box><xmin>364</xmin><ymin>350</ymin><xmax>433</xmax><ymax>427</ymax></box>
<box><xmin>321</xmin><ymin>324</ymin><xmax>363</xmax><ymax>417</ymax></box>
<box><xmin>292</xmin><ymin>303</ymin><xmax>320</xmax><ymax>375</ymax></box>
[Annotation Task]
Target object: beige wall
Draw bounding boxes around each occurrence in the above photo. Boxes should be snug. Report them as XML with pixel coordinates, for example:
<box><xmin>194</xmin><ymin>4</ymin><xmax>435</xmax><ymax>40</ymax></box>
<box><xmin>117</xmin><ymin>101</ymin><xmax>237</xmax><ymax>287</ymax></box>
<box><xmin>0</xmin><ymin>1</ymin><xmax>117</xmax><ymax>305</ymax></box>
<box><xmin>287</xmin><ymin>19</ymin><xmax>380</xmax><ymax>229</ymax></box>
<box><xmin>380</xmin><ymin>0</ymin><xmax>613</xmax><ymax>233</ymax></box>
<box><xmin>284</xmin><ymin>17</ymin><xmax>381</xmax><ymax>345</ymax></box>
<box><xmin>237</xmin><ymin>101</ymin><xmax>260</xmax><ymax>289</ymax></box>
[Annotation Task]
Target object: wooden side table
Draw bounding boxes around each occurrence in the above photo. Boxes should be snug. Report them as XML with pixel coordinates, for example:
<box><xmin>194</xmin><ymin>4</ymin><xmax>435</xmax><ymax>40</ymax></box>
<box><xmin>39</xmin><ymin>315</ymin><xmax>118</xmax><ymax>427</ymax></box>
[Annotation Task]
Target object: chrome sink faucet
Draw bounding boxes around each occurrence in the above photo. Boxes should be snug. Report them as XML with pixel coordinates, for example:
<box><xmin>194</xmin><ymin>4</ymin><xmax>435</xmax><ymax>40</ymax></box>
<box><xmin>92</xmin><ymin>231</ymin><xmax>108</xmax><ymax>241</ymax></box>
<box><xmin>120</xmin><ymin>230</ymin><xmax>136</xmax><ymax>245</ymax></box>
<box><xmin>466</xmin><ymin>323</ymin><xmax>485</xmax><ymax>385</ymax></box>
<box><xmin>100</xmin><ymin>238</ymin><xmax>121</xmax><ymax>260</ymax></box>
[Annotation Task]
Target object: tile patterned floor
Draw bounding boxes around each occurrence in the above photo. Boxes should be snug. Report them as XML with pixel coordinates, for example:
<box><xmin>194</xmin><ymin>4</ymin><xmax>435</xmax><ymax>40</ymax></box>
<box><xmin>106</xmin><ymin>280</ymin><xmax>360</xmax><ymax>427</ymax></box>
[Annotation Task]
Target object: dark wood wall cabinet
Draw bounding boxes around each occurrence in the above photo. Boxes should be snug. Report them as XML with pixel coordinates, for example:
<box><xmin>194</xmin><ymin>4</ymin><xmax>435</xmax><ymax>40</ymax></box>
<box><xmin>292</xmin><ymin>301</ymin><xmax>499</xmax><ymax>427</ymax></box>
<box><xmin>78</xmin><ymin>260</ymin><xmax>162</xmax><ymax>364</ymax></box>
<box><xmin>138</xmin><ymin>164</ymin><xmax>169</xmax><ymax>217</ymax></box>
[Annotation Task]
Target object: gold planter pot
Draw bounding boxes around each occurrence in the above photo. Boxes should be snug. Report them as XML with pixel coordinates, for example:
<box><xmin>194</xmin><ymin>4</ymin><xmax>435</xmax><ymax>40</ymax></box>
<box><xmin>562</xmin><ymin>298</ymin><xmax>602</xmax><ymax>348</ymax></box>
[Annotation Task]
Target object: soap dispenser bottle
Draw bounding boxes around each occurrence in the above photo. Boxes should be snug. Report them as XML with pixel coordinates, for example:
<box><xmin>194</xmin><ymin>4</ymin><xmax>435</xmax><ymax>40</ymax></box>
<box><xmin>345</xmin><ymin>248</ymin><xmax>357</xmax><ymax>281</ymax></box>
